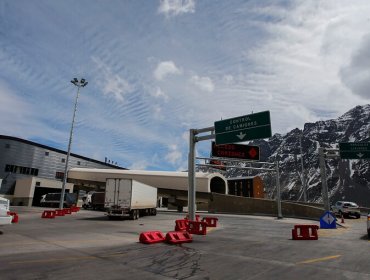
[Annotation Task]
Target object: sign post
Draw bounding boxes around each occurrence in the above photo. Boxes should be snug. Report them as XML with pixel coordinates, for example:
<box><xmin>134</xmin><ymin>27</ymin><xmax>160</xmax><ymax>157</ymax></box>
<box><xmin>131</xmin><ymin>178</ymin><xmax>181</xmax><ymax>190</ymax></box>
<box><xmin>214</xmin><ymin>111</ymin><xmax>272</xmax><ymax>145</ymax></box>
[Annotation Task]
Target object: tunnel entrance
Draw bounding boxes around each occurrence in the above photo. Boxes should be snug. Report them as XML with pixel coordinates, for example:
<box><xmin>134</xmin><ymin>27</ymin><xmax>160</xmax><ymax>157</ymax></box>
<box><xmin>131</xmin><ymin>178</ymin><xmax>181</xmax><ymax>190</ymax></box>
<box><xmin>210</xmin><ymin>177</ymin><xmax>226</xmax><ymax>194</ymax></box>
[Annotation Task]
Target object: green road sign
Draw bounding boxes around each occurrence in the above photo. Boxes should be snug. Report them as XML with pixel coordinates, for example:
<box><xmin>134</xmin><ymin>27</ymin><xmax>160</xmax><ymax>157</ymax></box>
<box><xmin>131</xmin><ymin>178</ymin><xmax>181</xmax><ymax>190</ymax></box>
<box><xmin>339</xmin><ymin>142</ymin><xmax>370</xmax><ymax>159</ymax></box>
<box><xmin>214</xmin><ymin>111</ymin><xmax>272</xmax><ymax>145</ymax></box>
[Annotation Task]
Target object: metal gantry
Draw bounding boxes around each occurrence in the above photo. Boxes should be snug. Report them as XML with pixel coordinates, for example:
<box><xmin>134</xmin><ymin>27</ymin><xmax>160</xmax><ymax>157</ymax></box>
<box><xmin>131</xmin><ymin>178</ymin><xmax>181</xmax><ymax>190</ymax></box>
<box><xmin>188</xmin><ymin>126</ymin><xmax>283</xmax><ymax>220</ymax></box>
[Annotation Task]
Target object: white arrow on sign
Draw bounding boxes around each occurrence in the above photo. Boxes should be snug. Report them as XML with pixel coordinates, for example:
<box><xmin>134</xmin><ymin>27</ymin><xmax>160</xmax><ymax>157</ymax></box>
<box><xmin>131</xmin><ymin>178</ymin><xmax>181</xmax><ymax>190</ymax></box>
<box><xmin>236</xmin><ymin>132</ymin><xmax>246</xmax><ymax>140</ymax></box>
<box><xmin>357</xmin><ymin>153</ymin><xmax>364</xmax><ymax>158</ymax></box>
<box><xmin>323</xmin><ymin>213</ymin><xmax>335</xmax><ymax>225</ymax></box>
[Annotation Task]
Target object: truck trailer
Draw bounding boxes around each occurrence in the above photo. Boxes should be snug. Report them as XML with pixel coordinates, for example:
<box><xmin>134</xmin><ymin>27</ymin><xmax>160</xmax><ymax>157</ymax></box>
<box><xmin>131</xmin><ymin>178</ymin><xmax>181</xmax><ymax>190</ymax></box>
<box><xmin>104</xmin><ymin>178</ymin><xmax>157</xmax><ymax>220</ymax></box>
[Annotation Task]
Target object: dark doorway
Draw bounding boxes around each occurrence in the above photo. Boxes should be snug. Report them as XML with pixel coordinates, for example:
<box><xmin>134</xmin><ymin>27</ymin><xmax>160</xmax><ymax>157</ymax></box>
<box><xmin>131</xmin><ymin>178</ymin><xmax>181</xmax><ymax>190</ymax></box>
<box><xmin>210</xmin><ymin>177</ymin><xmax>226</xmax><ymax>193</ymax></box>
<box><xmin>32</xmin><ymin>187</ymin><xmax>61</xmax><ymax>206</ymax></box>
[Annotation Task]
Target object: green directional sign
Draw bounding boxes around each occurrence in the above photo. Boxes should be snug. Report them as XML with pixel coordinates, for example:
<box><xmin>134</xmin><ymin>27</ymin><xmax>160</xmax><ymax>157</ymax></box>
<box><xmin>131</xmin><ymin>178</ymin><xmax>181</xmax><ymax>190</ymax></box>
<box><xmin>339</xmin><ymin>142</ymin><xmax>370</xmax><ymax>159</ymax></box>
<box><xmin>214</xmin><ymin>111</ymin><xmax>272</xmax><ymax>145</ymax></box>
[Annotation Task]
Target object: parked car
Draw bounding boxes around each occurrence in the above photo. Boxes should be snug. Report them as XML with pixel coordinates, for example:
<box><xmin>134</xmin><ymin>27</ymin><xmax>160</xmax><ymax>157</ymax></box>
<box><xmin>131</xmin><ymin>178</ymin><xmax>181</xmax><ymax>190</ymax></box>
<box><xmin>0</xmin><ymin>197</ymin><xmax>12</xmax><ymax>228</ymax></box>
<box><xmin>331</xmin><ymin>201</ymin><xmax>361</xmax><ymax>218</ymax></box>
<box><xmin>367</xmin><ymin>213</ymin><xmax>370</xmax><ymax>238</ymax></box>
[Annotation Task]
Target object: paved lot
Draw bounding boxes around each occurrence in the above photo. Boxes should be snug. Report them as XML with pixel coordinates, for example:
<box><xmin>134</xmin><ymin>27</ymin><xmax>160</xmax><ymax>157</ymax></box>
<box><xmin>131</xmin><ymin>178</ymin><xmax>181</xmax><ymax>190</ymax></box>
<box><xmin>0</xmin><ymin>207</ymin><xmax>369</xmax><ymax>280</ymax></box>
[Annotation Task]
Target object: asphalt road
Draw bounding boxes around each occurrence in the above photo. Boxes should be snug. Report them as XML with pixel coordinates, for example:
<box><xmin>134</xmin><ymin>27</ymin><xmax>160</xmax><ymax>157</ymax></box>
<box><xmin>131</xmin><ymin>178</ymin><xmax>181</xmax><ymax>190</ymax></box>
<box><xmin>0</xmin><ymin>207</ymin><xmax>369</xmax><ymax>280</ymax></box>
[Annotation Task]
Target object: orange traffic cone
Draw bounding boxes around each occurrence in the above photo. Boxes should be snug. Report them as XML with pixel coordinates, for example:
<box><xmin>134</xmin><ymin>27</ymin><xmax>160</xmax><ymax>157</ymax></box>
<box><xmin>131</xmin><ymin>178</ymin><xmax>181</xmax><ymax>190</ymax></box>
<box><xmin>341</xmin><ymin>214</ymin><xmax>345</xmax><ymax>223</ymax></box>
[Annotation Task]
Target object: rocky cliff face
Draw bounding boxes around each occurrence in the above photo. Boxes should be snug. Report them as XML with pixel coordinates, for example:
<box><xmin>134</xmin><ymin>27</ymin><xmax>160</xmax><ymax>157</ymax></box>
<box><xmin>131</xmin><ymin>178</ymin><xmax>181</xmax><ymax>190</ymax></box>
<box><xmin>220</xmin><ymin>104</ymin><xmax>370</xmax><ymax>207</ymax></box>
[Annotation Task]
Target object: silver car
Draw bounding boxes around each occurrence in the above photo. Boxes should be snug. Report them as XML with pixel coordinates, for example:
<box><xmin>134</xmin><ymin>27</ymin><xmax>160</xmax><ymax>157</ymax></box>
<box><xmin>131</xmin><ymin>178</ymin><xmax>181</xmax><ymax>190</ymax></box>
<box><xmin>331</xmin><ymin>201</ymin><xmax>361</xmax><ymax>219</ymax></box>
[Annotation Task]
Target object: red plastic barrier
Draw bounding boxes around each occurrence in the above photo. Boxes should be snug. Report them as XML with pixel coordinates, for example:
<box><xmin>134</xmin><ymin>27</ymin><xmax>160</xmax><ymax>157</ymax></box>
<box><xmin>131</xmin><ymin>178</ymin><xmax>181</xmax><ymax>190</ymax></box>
<box><xmin>175</xmin><ymin>219</ymin><xmax>189</xmax><ymax>231</ymax></box>
<box><xmin>9</xmin><ymin>212</ymin><xmax>19</xmax><ymax>223</ymax></box>
<box><xmin>292</xmin><ymin>225</ymin><xmax>319</xmax><ymax>240</ymax></box>
<box><xmin>187</xmin><ymin>220</ymin><xmax>207</xmax><ymax>235</ymax></box>
<box><xmin>185</xmin><ymin>215</ymin><xmax>200</xmax><ymax>222</ymax></box>
<box><xmin>41</xmin><ymin>210</ymin><xmax>56</xmax><ymax>219</ymax></box>
<box><xmin>139</xmin><ymin>231</ymin><xmax>166</xmax><ymax>244</ymax></box>
<box><xmin>202</xmin><ymin>217</ymin><xmax>218</xmax><ymax>227</ymax></box>
<box><xmin>166</xmin><ymin>231</ymin><xmax>193</xmax><ymax>244</ymax></box>
<box><xmin>54</xmin><ymin>209</ymin><xmax>65</xmax><ymax>216</ymax></box>
<box><xmin>63</xmin><ymin>208</ymin><xmax>72</xmax><ymax>215</ymax></box>
<box><xmin>71</xmin><ymin>206</ymin><xmax>80</xmax><ymax>212</ymax></box>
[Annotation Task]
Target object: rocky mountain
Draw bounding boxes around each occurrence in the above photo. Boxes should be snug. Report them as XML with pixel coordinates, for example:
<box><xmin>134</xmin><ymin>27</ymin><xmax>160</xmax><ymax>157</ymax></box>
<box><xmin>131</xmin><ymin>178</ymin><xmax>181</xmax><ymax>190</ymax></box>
<box><xmin>212</xmin><ymin>104</ymin><xmax>370</xmax><ymax>207</ymax></box>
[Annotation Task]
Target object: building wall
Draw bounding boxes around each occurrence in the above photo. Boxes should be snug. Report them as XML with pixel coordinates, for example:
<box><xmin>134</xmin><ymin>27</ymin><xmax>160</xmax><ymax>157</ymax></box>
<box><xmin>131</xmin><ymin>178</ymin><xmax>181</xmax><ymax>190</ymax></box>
<box><xmin>13</xmin><ymin>177</ymin><xmax>74</xmax><ymax>206</ymax></box>
<box><xmin>0</xmin><ymin>135</ymin><xmax>124</xmax><ymax>195</ymax></box>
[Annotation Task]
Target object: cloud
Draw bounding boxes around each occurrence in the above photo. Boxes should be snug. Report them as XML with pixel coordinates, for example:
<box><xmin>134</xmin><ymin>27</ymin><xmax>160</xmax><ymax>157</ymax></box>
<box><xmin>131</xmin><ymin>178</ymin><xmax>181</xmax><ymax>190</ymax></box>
<box><xmin>92</xmin><ymin>57</ymin><xmax>134</xmax><ymax>102</ymax></box>
<box><xmin>165</xmin><ymin>144</ymin><xmax>182</xmax><ymax>164</ymax></box>
<box><xmin>158</xmin><ymin>0</ymin><xmax>195</xmax><ymax>17</ymax></box>
<box><xmin>339</xmin><ymin>33</ymin><xmax>370</xmax><ymax>99</ymax></box>
<box><xmin>223</xmin><ymin>75</ymin><xmax>234</xmax><ymax>84</ymax></box>
<box><xmin>154</xmin><ymin>61</ymin><xmax>182</xmax><ymax>81</ymax></box>
<box><xmin>128</xmin><ymin>160</ymin><xmax>149</xmax><ymax>170</ymax></box>
<box><xmin>190</xmin><ymin>75</ymin><xmax>214</xmax><ymax>92</ymax></box>
<box><xmin>150</xmin><ymin>87</ymin><xmax>169</xmax><ymax>101</ymax></box>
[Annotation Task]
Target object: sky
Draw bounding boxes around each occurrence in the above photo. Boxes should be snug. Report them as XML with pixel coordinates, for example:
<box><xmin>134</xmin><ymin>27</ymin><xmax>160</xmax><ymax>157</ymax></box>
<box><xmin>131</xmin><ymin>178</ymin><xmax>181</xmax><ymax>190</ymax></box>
<box><xmin>0</xmin><ymin>0</ymin><xmax>370</xmax><ymax>171</ymax></box>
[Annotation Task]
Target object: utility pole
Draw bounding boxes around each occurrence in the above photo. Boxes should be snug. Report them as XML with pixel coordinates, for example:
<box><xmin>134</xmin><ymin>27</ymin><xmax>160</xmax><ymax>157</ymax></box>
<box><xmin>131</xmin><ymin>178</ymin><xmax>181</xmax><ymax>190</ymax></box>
<box><xmin>319</xmin><ymin>147</ymin><xmax>330</xmax><ymax>211</ymax></box>
<box><xmin>299</xmin><ymin>132</ymin><xmax>307</xmax><ymax>202</ymax></box>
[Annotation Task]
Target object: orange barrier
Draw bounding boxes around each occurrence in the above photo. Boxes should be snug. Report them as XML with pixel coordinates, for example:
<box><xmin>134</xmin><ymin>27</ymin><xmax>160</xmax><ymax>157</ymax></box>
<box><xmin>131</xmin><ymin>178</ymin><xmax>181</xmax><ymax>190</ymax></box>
<box><xmin>187</xmin><ymin>220</ymin><xmax>207</xmax><ymax>235</ymax></box>
<box><xmin>292</xmin><ymin>225</ymin><xmax>319</xmax><ymax>240</ymax></box>
<box><xmin>175</xmin><ymin>219</ymin><xmax>189</xmax><ymax>231</ymax></box>
<box><xmin>42</xmin><ymin>210</ymin><xmax>56</xmax><ymax>219</ymax></box>
<box><xmin>202</xmin><ymin>217</ymin><xmax>218</xmax><ymax>227</ymax></box>
<box><xmin>166</xmin><ymin>231</ymin><xmax>193</xmax><ymax>244</ymax></box>
<box><xmin>63</xmin><ymin>208</ymin><xmax>72</xmax><ymax>215</ymax></box>
<box><xmin>139</xmin><ymin>231</ymin><xmax>166</xmax><ymax>244</ymax></box>
<box><xmin>54</xmin><ymin>209</ymin><xmax>65</xmax><ymax>216</ymax></box>
<box><xmin>9</xmin><ymin>212</ymin><xmax>19</xmax><ymax>223</ymax></box>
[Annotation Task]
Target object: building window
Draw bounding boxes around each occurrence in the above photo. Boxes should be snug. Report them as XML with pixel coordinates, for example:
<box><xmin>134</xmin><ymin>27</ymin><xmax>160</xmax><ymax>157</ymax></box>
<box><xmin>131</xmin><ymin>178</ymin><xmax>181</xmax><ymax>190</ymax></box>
<box><xmin>31</xmin><ymin>168</ymin><xmax>39</xmax><ymax>176</ymax></box>
<box><xmin>77</xmin><ymin>161</ymin><xmax>81</xmax><ymax>165</ymax></box>
<box><xmin>55</xmin><ymin>172</ymin><xmax>64</xmax><ymax>179</ymax></box>
<box><xmin>5</xmin><ymin>164</ymin><xmax>17</xmax><ymax>173</ymax></box>
<box><xmin>5</xmin><ymin>143</ymin><xmax>10</xmax><ymax>148</ymax></box>
<box><xmin>4</xmin><ymin>164</ymin><xmax>38</xmax><ymax>176</ymax></box>
<box><xmin>45</xmin><ymin>151</ymin><xmax>49</xmax><ymax>156</ymax></box>
<box><xmin>35</xmin><ymin>182</ymin><xmax>40</xmax><ymax>186</ymax></box>
<box><xmin>61</xmin><ymin>158</ymin><xmax>65</xmax><ymax>163</ymax></box>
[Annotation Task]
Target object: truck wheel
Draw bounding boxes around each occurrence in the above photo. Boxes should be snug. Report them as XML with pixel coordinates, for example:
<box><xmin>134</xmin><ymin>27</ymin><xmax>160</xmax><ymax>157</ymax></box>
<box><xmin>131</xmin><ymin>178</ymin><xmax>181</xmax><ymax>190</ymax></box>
<box><xmin>152</xmin><ymin>208</ymin><xmax>157</xmax><ymax>216</ymax></box>
<box><xmin>129</xmin><ymin>210</ymin><xmax>135</xmax><ymax>220</ymax></box>
<box><xmin>135</xmin><ymin>209</ymin><xmax>139</xmax><ymax>220</ymax></box>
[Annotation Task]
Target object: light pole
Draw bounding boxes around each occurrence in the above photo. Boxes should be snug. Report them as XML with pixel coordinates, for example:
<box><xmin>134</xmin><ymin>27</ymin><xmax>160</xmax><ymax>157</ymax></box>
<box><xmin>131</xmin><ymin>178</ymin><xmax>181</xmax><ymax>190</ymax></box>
<box><xmin>59</xmin><ymin>78</ymin><xmax>88</xmax><ymax>209</ymax></box>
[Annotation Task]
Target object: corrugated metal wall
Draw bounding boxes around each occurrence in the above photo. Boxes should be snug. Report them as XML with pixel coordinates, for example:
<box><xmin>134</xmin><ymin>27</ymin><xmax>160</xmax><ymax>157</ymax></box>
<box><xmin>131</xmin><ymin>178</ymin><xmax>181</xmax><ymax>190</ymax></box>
<box><xmin>0</xmin><ymin>137</ymin><xmax>120</xmax><ymax>194</ymax></box>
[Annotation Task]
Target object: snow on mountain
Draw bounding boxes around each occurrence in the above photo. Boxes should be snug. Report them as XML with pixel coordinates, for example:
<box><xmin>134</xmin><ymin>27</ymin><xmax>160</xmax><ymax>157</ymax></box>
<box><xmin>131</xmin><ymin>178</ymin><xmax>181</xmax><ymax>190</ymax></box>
<box><xmin>225</xmin><ymin>104</ymin><xmax>370</xmax><ymax>207</ymax></box>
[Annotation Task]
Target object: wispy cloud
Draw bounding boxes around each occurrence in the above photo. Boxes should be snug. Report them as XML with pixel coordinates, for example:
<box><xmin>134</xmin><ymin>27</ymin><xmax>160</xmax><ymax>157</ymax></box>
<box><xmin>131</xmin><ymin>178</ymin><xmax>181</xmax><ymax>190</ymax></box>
<box><xmin>158</xmin><ymin>0</ymin><xmax>195</xmax><ymax>17</ymax></box>
<box><xmin>154</xmin><ymin>61</ymin><xmax>182</xmax><ymax>81</ymax></box>
<box><xmin>92</xmin><ymin>57</ymin><xmax>134</xmax><ymax>102</ymax></box>
<box><xmin>165</xmin><ymin>144</ymin><xmax>182</xmax><ymax>164</ymax></box>
<box><xmin>190</xmin><ymin>75</ymin><xmax>214</xmax><ymax>92</ymax></box>
<box><xmin>1</xmin><ymin>1</ymin><xmax>370</xmax><ymax>172</ymax></box>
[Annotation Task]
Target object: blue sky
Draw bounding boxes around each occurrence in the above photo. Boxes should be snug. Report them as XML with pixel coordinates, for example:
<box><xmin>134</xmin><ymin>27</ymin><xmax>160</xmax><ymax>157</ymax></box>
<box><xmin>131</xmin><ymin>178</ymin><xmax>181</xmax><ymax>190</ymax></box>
<box><xmin>1</xmin><ymin>0</ymin><xmax>370</xmax><ymax>171</ymax></box>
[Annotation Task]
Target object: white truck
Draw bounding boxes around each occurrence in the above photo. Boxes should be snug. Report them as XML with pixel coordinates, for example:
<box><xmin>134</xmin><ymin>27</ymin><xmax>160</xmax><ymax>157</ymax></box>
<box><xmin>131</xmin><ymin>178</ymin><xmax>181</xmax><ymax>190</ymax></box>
<box><xmin>104</xmin><ymin>178</ymin><xmax>157</xmax><ymax>220</ymax></box>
